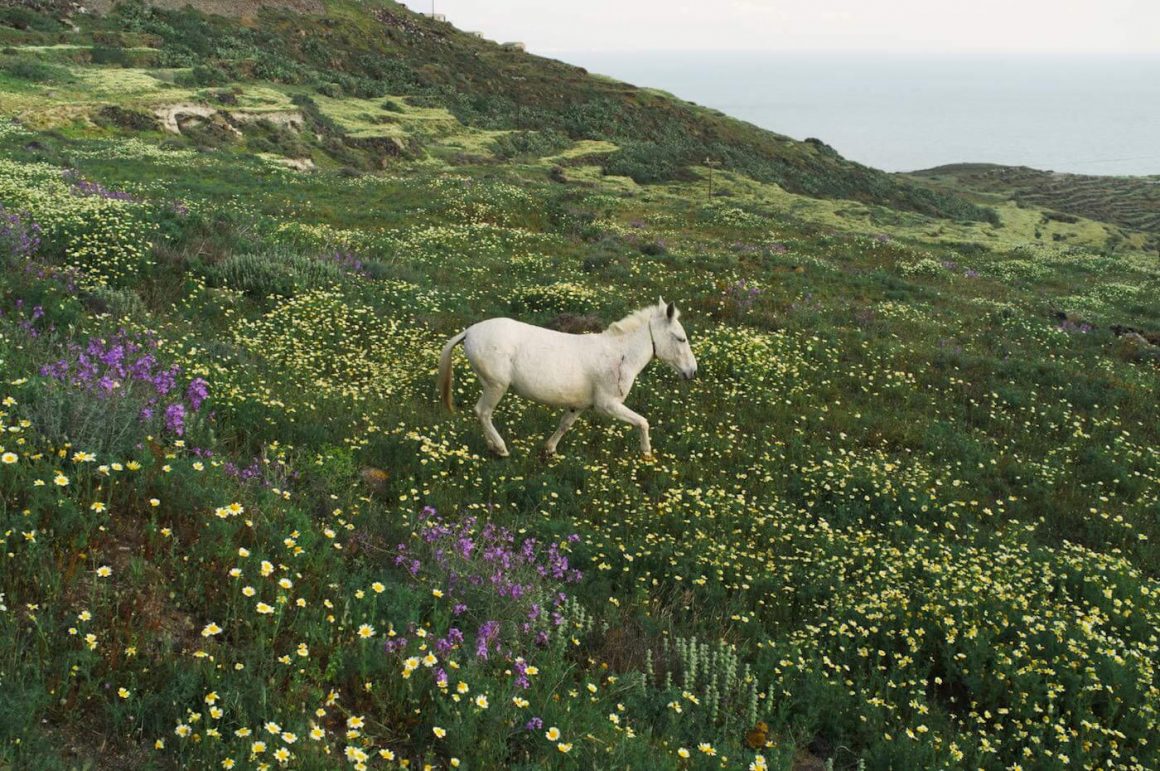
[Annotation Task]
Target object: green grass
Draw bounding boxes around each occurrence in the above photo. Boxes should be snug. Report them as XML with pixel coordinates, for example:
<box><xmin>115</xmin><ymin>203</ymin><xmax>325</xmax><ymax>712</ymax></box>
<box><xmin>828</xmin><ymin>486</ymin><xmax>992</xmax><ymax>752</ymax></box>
<box><xmin>0</xmin><ymin>2</ymin><xmax>1157</xmax><ymax>769</ymax></box>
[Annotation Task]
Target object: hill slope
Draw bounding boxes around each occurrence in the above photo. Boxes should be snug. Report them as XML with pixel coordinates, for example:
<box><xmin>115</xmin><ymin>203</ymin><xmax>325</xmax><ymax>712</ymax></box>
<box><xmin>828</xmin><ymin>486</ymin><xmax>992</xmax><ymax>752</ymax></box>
<box><xmin>0</xmin><ymin>1</ymin><xmax>1158</xmax><ymax>770</ymax></box>
<box><xmin>0</xmin><ymin>0</ymin><xmax>1001</xmax><ymax>222</ymax></box>
<box><xmin>909</xmin><ymin>163</ymin><xmax>1160</xmax><ymax>245</ymax></box>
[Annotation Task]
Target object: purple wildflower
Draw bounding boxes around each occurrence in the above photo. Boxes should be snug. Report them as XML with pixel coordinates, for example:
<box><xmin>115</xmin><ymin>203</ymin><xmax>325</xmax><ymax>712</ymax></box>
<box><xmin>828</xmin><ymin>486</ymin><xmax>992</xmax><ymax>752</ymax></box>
<box><xmin>476</xmin><ymin>620</ymin><xmax>500</xmax><ymax>660</ymax></box>
<box><xmin>164</xmin><ymin>403</ymin><xmax>186</xmax><ymax>435</ymax></box>
<box><xmin>0</xmin><ymin>205</ymin><xmax>42</xmax><ymax>259</ymax></box>
<box><xmin>186</xmin><ymin>377</ymin><xmax>209</xmax><ymax>410</ymax></box>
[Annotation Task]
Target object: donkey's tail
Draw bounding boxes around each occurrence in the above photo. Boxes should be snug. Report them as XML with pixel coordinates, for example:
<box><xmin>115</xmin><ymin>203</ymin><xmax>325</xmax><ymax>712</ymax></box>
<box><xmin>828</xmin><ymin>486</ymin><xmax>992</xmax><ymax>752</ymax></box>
<box><xmin>437</xmin><ymin>330</ymin><xmax>469</xmax><ymax>412</ymax></box>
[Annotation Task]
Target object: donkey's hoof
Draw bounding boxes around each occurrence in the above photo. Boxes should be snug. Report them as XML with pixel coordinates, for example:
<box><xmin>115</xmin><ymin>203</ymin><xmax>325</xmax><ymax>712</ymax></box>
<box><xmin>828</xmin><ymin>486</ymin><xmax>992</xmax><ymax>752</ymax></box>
<box><xmin>491</xmin><ymin>447</ymin><xmax>510</xmax><ymax>458</ymax></box>
<box><xmin>641</xmin><ymin>452</ymin><xmax>656</xmax><ymax>462</ymax></box>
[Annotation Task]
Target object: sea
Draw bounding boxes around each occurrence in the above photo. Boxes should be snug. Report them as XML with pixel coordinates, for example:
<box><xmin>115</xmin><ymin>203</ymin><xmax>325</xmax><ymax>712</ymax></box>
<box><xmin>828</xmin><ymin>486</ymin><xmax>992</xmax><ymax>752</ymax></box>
<box><xmin>551</xmin><ymin>52</ymin><xmax>1160</xmax><ymax>177</ymax></box>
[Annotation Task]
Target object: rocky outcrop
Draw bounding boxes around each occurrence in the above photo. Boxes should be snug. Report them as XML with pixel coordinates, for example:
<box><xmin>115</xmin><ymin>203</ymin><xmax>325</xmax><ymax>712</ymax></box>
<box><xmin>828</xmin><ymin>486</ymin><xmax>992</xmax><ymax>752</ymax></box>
<box><xmin>153</xmin><ymin>104</ymin><xmax>306</xmax><ymax>138</ymax></box>
<box><xmin>229</xmin><ymin>110</ymin><xmax>305</xmax><ymax>132</ymax></box>
<box><xmin>155</xmin><ymin>103</ymin><xmax>237</xmax><ymax>136</ymax></box>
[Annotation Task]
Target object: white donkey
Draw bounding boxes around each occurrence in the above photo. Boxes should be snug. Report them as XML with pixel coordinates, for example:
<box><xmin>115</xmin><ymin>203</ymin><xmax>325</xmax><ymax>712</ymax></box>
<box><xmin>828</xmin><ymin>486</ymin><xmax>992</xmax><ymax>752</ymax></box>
<box><xmin>437</xmin><ymin>299</ymin><xmax>697</xmax><ymax>457</ymax></box>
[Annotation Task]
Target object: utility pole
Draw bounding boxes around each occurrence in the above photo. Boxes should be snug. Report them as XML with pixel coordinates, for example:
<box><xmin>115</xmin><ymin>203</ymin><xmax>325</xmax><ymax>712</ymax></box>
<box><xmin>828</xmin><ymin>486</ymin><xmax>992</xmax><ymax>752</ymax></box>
<box><xmin>705</xmin><ymin>158</ymin><xmax>722</xmax><ymax>200</ymax></box>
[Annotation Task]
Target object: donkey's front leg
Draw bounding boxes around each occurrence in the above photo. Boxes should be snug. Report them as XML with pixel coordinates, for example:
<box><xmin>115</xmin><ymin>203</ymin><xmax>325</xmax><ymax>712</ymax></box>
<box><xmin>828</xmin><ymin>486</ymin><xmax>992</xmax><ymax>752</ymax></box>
<box><xmin>601</xmin><ymin>401</ymin><xmax>652</xmax><ymax>456</ymax></box>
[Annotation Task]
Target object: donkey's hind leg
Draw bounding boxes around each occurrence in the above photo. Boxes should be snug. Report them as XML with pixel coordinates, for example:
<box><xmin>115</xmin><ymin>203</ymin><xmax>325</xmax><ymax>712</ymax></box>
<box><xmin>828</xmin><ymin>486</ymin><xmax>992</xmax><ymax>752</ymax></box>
<box><xmin>544</xmin><ymin>408</ymin><xmax>583</xmax><ymax>456</ymax></box>
<box><xmin>474</xmin><ymin>380</ymin><xmax>510</xmax><ymax>457</ymax></box>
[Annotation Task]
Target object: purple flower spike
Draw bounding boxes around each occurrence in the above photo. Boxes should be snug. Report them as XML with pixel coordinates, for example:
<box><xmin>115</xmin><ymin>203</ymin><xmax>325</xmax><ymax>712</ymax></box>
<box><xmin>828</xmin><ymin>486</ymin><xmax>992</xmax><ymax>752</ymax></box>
<box><xmin>186</xmin><ymin>377</ymin><xmax>209</xmax><ymax>410</ymax></box>
<box><xmin>164</xmin><ymin>403</ymin><xmax>186</xmax><ymax>435</ymax></box>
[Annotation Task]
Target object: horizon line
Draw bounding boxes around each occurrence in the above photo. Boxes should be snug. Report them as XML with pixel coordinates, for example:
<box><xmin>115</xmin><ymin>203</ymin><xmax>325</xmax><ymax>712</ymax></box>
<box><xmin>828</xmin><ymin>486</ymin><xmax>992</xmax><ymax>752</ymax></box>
<box><xmin>537</xmin><ymin>47</ymin><xmax>1160</xmax><ymax>58</ymax></box>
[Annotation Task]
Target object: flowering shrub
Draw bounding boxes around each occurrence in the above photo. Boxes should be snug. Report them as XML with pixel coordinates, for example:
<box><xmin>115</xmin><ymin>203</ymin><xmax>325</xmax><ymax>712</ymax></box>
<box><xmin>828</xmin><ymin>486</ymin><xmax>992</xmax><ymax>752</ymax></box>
<box><xmin>0</xmin><ymin>204</ymin><xmax>42</xmax><ymax>262</ymax></box>
<box><xmin>30</xmin><ymin>330</ymin><xmax>209</xmax><ymax>455</ymax></box>
<box><xmin>321</xmin><ymin>249</ymin><xmax>372</xmax><ymax>277</ymax></box>
<box><xmin>511</xmin><ymin>281</ymin><xmax>598</xmax><ymax>314</ymax></box>
<box><xmin>899</xmin><ymin>256</ymin><xmax>945</xmax><ymax>277</ymax></box>
<box><xmin>0</xmin><ymin>159</ymin><xmax>157</xmax><ymax>288</ymax></box>
<box><xmin>722</xmin><ymin>278</ymin><xmax>763</xmax><ymax>319</ymax></box>
<box><xmin>64</xmin><ymin>169</ymin><xmax>142</xmax><ymax>203</ymax></box>
<box><xmin>392</xmin><ymin>507</ymin><xmax>581</xmax><ymax>667</ymax></box>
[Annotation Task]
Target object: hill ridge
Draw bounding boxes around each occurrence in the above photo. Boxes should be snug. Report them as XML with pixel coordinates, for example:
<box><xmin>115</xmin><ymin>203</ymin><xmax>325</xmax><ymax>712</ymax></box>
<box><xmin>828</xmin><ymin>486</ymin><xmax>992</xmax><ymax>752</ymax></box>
<box><xmin>2</xmin><ymin>0</ymin><xmax>1000</xmax><ymax>223</ymax></box>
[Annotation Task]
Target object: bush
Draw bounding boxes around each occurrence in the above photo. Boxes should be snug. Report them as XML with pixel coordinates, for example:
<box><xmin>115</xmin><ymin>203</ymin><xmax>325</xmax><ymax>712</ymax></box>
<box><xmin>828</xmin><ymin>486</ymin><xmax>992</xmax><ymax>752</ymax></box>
<box><xmin>81</xmin><ymin>286</ymin><xmax>147</xmax><ymax>319</ymax></box>
<box><xmin>22</xmin><ymin>330</ymin><xmax>210</xmax><ymax>457</ymax></box>
<box><xmin>510</xmin><ymin>281</ymin><xmax>598</xmax><ymax>315</ymax></box>
<box><xmin>204</xmin><ymin>251</ymin><xmax>344</xmax><ymax>299</ymax></box>
<box><xmin>1</xmin><ymin>56</ymin><xmax>70</xmax><ymax>83</ymax></box>
<box><xmin>177</xmin><ymin>64</ymin><xmax>231</xmax><ymax>86</ymax></box>
<box><xmin>93</xmin><ymin>105</ymin><xmax>159</xmax><ymax>132</ymax></box>
<box><xmin>899</xmin><ymin>257</ymin><xmax>945</xmax><ymax>277</ymax></box>
<box><xmin>243</xmin><ymin>119</ymin><xmax>312</xmax><ymax>158</ymax></box>
<box><xmin>602</xmin><ymin>141</ymin><xmax>697</xmax><ymax>184</ymax></box>
<box><xmin>0</xmin><ymin>205</ymin><xmax>42</xmax><ymax>263</ymax></box>
<box><xmin>0</xmin><ymin>7</ymin><xmax>64</xmax><ymax>32</ymax></box>
<box><xmin>90</xmin><ymin>44</ymin><xmax>130</xmax><ymax>66</ymax></box>
<box><xmin>490</xmin><ymin>130</ymin><xmax>571</xmax><ymax>160</ymax></box>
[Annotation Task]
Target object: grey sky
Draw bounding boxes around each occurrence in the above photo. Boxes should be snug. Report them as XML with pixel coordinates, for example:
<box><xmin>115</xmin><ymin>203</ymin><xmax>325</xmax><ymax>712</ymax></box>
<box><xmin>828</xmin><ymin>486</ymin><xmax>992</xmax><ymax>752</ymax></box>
<box><xmin>399</xmin><ymin>0</ymin><xmax>1159</xmax><ymax>55</ymax></box>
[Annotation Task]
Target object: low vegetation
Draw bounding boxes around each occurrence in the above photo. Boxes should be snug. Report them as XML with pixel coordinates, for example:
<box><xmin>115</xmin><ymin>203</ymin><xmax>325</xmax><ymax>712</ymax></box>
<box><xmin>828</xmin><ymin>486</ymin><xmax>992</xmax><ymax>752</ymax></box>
<box><xmin>0</xmin><ymin>1</ymin><xmax>1157</xmax><ymax>769</ymax></box>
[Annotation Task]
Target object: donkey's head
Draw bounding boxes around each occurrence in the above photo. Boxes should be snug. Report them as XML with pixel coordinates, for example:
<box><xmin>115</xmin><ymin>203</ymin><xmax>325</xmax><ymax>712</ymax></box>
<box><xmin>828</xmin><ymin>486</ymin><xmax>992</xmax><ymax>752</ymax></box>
<box><xmin>651</xmin><ymin>298</ymin><xmax>697</xmax><ymax>380</ymax></box>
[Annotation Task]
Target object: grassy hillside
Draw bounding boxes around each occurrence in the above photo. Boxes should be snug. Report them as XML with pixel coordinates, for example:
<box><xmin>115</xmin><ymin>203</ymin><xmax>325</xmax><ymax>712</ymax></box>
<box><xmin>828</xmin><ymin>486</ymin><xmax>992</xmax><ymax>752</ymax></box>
<box><xmin>0</xmin><ymin>0</ymin><xmax>1000</xmax><ymax>223</ymax></box>
<box><xmin>1</xmin><ymin>1</ymin><xmax>1159</xmax><ymax>770</ymax></box>
<box><xmin>908</xmin><ymin>164</ymin><xmax>1160</xmax><ymax>247</ymax></box>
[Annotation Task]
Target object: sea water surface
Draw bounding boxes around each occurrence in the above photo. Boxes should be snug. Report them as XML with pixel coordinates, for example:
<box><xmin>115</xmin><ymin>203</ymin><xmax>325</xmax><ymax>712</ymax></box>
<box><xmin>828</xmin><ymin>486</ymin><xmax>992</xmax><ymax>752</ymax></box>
<box><xmin>553</xmin><ymin>52</ymin><xmax>1160</xmax><ymax>176</ymax></box>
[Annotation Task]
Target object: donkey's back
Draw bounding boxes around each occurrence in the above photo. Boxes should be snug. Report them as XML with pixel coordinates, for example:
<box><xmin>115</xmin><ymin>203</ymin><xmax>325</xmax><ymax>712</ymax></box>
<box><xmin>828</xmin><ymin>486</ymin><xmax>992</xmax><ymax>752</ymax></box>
<box><xmin>462</xmin><ymin>318</ymin><xmax>608</xmax><ymax>408</ymax></box>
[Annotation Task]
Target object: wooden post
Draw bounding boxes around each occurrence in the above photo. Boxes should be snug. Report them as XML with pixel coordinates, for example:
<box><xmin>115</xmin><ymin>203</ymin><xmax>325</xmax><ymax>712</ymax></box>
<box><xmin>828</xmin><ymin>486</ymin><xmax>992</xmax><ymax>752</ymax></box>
<box><xmin>705</xmin><ymin>158</ymin><xmax>722</xmax><ymax>200</ymax></box>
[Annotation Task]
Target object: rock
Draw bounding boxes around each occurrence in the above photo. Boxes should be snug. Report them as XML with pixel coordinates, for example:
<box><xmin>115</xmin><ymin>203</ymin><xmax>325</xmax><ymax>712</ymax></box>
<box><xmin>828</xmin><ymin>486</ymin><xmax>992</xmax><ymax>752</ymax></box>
<box><xmin>228</xmin><ymin>110</ymin><xmax>305</xmax><ymax>132</ymax></box>
<box><xmin>360</xmin><ymin>467</ymin><xmax>389</xmax><ymax>491</ymax></box>
<box><xmin>155</xmin><ymin>103</ymin><xmax>241</xmax><ymax>137</ymax></box>
<box><xmin>272</xmin><ymin>157</ymin><xmax>315</xmax><ymax>172</ymax></box>
<box><xmin>1115</xmin><ymin>332</ymin><xmax>1160</xmax><ymax>363</ymax></box>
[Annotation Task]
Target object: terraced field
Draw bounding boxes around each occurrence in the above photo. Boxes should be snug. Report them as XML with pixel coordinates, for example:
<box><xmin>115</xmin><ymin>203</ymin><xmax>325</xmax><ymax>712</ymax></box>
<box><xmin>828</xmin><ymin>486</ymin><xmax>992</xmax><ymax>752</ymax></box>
<box><xmin>909</xmin><ymin>164</ymin><xmax>1160</xmax><ymax>241</ymax></box>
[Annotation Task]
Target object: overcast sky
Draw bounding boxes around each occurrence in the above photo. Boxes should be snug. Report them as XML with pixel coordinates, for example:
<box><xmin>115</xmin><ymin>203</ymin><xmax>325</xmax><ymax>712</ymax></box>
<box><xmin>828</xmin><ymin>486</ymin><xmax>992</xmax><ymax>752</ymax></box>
<box><xmin>399</xmin><ymin>0</ymin><xmax>1159</xmax><ymax>55</ymax></box>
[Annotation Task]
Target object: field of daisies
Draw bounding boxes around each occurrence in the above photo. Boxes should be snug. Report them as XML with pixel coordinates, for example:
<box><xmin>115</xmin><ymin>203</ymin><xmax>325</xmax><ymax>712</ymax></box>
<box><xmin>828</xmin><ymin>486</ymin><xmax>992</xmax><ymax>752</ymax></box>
<box><xmin>0</xmin><ymin>112</ymin><xmax>1158</xmax><ymax>771</ymax></box>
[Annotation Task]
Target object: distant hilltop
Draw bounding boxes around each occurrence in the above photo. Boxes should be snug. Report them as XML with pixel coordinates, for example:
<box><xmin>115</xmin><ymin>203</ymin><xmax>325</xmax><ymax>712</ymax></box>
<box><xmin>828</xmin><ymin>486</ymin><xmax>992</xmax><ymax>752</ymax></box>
<box><xmin>23</xmin><ymin>0</ymin><xmax>325</xmax><ymax>15</ymax></box>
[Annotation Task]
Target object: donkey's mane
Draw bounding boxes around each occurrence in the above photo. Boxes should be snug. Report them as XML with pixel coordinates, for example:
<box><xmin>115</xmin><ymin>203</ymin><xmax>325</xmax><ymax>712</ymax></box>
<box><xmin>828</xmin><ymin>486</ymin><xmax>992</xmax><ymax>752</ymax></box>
<box><xmin>605</xmin><ymin>304</ymin><xmax>660</xmax><ymax>336</ymax></box>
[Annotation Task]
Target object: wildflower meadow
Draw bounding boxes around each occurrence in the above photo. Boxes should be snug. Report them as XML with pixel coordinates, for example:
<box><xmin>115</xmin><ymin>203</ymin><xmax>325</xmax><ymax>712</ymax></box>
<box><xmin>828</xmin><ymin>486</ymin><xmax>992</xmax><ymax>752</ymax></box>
<box><xmin>0</xmin><ymin>2</ymin><xmax>1158</xmax><ymax>768</ymax></box>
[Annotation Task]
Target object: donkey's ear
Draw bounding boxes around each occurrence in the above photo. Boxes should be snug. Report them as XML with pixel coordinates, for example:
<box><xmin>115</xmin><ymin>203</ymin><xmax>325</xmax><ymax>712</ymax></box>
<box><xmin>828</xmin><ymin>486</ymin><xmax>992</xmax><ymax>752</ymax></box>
<box><xmin>658</xmin><ymin>295</ymin><xmax>666</xmax><ymax>307</ymax></box>
<box><xmin>666</xmin><ymin>301</ymin><xmax>678</xmax><ymax>321</ymax></box>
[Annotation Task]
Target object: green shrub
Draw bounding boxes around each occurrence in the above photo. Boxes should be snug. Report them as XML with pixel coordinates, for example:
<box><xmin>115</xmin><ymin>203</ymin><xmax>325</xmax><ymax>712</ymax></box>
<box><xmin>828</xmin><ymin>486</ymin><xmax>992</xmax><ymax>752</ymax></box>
<box><xmin>90</xmin><ymin>44</ymin><xmax>130</xmax><ymax>66</ymax></box>
<box><xmin>81</xmin><ymin>286</ymin><xmax>147</xmax><ymax>319</ymax></box>
<box><xmin>602</xmin><ymin>141</ymin><xmax>697</xmax><ymax>184</ymax></box>
<box><xmin>490</xmin><ymin>129</ymin><xmax>571</xmax><ymax>160</ymax></box>
<box><xmin>243</xmin><ymin>119</ymin><xmax>312</xmax><ymax>158</ymax></box>
<box><xmin>1</xmin><ymin>56</ymin><xmax>70</xmax><ymax>82</ymax></box>
<box><xmin>93</xmin><ymin>105</ymin><xmax>159</xmax><ymax>132</ymax></box>
<box><xmin>204</xmin><ymin>251</ymin><xmax>344</xmax><ymax>298</ymax></box>
<box><xmin>0</xmin><ymin>7</ymin><xmax>64</xmax><ymax>32</ymax></box>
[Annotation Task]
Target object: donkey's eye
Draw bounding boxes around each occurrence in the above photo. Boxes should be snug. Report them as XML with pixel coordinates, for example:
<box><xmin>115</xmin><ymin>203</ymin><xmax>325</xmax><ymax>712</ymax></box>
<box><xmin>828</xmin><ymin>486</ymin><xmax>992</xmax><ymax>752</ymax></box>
<box><xmin>673</xmin><ymin>335</ymin><xmax>687</xmax><ymax>343</ymax></box>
